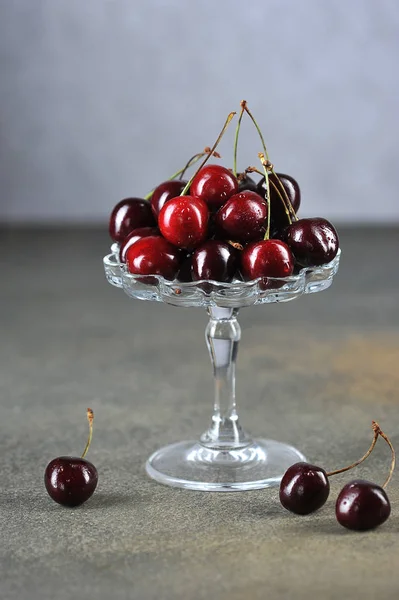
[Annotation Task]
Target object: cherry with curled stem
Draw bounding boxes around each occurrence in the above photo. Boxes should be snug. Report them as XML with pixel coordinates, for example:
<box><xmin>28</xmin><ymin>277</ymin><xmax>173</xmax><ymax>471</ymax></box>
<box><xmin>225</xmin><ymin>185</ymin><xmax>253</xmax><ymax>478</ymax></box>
<box><xmin>180</xmin><ymin>111</ymin><xmax>236</xmax><ymax>197</ymax></box>
<box><xmin>242</xmin><ymin>102</ymin><xmax>298</xmax><ymax>222</ymax></box>
<box><xmin>143</xmin><ymin>148</ymin><xmax>221</xmax><ymax>200</ymax></box>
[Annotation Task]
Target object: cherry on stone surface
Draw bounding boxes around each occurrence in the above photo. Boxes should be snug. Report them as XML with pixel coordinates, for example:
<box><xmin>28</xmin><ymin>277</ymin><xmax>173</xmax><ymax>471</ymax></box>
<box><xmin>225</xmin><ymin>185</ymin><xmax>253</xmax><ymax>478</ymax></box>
<box><xmin>109</xmin><ymin>198</ymin><xmax>155</xmax><ymax>242</ymax></box>
<box><xmin>282</xmin><ymin>217</ymin><xmax>339</xmax><ymax>267</ymax></box>
<box><xmin>119</xmin><ymin>227</ymin><xmax>159</xmax><ymax>262</ymax></box>
<box><xmin>44</xmin><ymin>409</ymin><xmax>98</xmax><ymax>508</ymax></box>
<box><xmin>158</xmin><ymin>195</ymin><xmax>209</xmax><ymax>250</ymax></box>
<box><xmin>150</xmin><ymin>180</ymin><xmax>188</xmax><ymax>218</ymax></box>
<box><xmin>241</xmin><ymin>239</ymin><xmax>294</xmax><ymax>283</ymax></box>
<box><xmin>215</xmin><ymin>191</ymin><xmax>268</xmax><ymax>244</ymax></box>
<box><xmin>192</xmin><ymin>240</ymin><xmax>238</xmax><ymax>283</ymax></box>
<box><xmin>336</xmin><ymin>480</ymin><xmax>391</xmax><ymax>531</ymax></box>
<box><xmin>190</xmin><ymin>164</ymin><xmax>238</xmax><ymax>210</ymax></box>
<box><xmin>279</xmin><ymin>462</ymin><xmax>330</xmax><ymax>515</ymax></box>
<box><xmin>45</xmin><ymin>457</ymin><xmax>98</xmax><ymax>508</ymax></box>
<box><xmin>126</xmin><ymin>235</ymin><xmax>181</xmax><ymax>282</ymax></box>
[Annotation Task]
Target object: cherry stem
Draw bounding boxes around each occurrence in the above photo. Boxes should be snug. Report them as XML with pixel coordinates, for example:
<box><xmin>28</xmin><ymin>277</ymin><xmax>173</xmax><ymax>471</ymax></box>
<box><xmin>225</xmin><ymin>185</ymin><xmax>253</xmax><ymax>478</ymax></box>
<box><xmin>233</xmin><ymin>100</ymin><xmax>246</xmax><ymax>178</ymax></box>
<box><xmin>326</xmin><ymin>424</ymin><xmax>379</xmax><ymax>478</ymax></box>
<box><xmin>178</xmin><ymin>147</ymin><xmax>222</xmax><ymax>181</ymax></box>
<box><xmin>180</xmin><ymin>111</ymin><xmax>236</xmax><ymax>196</ymax></box>
<box><xmin>247</xmin><ymin>166</ymin><xmax>293</xmax><ymax>226</ymax></box>
<box><xmin>259</xmin><ymin>153</ymin><xmax>271</xmax><ymax>241</ymax></box>
<box><xmin>143</xmin><ymin>152</ymin><xmax>206</xmax><ymax>200</ymax></box>
<box><xmin>243</xmin><ymin>104</ymin><xmax>270</xmax><ymax>162</ymax></box>
<box><xmin>243</xmin><ymin>103</ymin><xmax>298</xmax><ymax>222</ymax></box>
<box><xmin>372</xmin><ymin>421</ymin><xmax>396</xmax><ymax>488</ymax></box>
<box><xmin>81</xmin><ymin>408</ymin><xmax>94</xmax><ymax>459</ymax></box>
<box><xmin>271</xmin><ymin>170</ymin><xmax>298</xmax><ymax>222</ymax></box>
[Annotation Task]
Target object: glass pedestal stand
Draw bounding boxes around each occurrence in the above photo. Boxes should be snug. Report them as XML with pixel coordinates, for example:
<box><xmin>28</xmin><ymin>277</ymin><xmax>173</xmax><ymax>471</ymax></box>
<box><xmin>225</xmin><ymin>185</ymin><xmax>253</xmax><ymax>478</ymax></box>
<box><xmin>104</xmin><ymin>246</ymin><xmax>340</xmax><ymax>491</ymax></box>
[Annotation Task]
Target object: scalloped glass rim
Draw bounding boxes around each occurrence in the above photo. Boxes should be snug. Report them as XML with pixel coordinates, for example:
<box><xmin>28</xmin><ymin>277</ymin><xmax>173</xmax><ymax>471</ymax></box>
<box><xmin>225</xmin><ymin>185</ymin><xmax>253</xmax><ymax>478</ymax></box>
<box><xmin>103</xmin><ymin>247</ymin><xmax>340</xmax><ymax>308</ymax></box>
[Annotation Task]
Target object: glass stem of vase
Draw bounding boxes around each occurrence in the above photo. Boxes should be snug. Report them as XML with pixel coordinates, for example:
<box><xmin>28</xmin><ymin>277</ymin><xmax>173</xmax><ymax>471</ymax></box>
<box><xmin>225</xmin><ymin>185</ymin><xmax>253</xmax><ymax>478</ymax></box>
<box><xmin>200</xmin><ymin>307</ymin><xmax>252</xmax><ymax>449</ymax></box>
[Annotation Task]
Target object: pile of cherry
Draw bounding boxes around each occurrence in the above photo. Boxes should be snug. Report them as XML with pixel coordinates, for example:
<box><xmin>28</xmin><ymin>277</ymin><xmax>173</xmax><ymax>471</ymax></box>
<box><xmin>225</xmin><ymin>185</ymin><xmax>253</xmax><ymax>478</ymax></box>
<box><xmin>108</xmin><ymin>103</ymin><xmax>339</xmax><ymax>287</ymax></box>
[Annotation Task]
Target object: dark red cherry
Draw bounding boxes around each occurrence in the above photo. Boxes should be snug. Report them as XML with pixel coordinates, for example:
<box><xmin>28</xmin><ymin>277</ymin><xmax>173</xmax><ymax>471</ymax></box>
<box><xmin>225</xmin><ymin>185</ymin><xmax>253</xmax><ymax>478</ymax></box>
<box><xmin>44</xmin><ymin>456</ymin><xmax>98</xmax><ymax>507</ymax></box>
<box><xmin>190</xmin><ymin>164</ymin><xmax>238</xmax><ymax>210</ymax></box>
<box><xmin>150</xmin><ymin>180</ymin><xmax>187</xmax><ymax>218</ymax></box>
<box><xmin>177</xmin><ymin>253</ymin><xmax>194</xmax><ymax>282</ymax></box>
<box><xmin>158</xmin><ymin>195</ymin><xmax>209</xmax><ymax>250</ymax></box>
<box><xmin>109</xmin><ymin>198</ymin><xmax>156</xmax><ymax>242</ymax></box>
<box><xmin>215</xmin><ymin>191</ymin><xmax>268</xmax><ymax>244</ymax></box>
<box><xmin>241</xmin><ymin>239</ymin><xmax>294</xmax><ymax>286</ymax></box>
<box><xmin>126</xmin><ymin>235</ymin><xmax>181</xmax><ymax>282</ymax></box>
<box><xmin>257</xmin><ymin>173</ymin><xmax>301</xmax><ymax>230</ymax></box>
<box><xmin>336</xmin><ymin>480</ymin><xmax>391</xmax><ymax>531</ymax></box>
<box><xmin>279</xmin><ymin>462</ymin><xmax>330</xmax><ymax>515</ymax></box>
<box><xmin>192</xmin><ymin>240</ymin><xmax>237</xmax><ymax>283</ymax></box>
<box><xmin>119</xmin><ymin>227</ymin><xmax>159</xmax><ymax>262</ymax></box>
<box><xmin>282</xmin><ymin>217</ymin><xmax>339</xmax><ymax>267</ymax></box>
<box><xmin>238</xmin><ymin>173</ymin><xmax>258</xmax><ymax>192</ymax></box>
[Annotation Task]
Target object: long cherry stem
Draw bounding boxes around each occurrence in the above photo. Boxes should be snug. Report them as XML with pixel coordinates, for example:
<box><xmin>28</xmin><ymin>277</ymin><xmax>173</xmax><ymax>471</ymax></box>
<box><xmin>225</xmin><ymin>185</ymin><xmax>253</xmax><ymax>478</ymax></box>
<box><xmin>243</xmin><ymin>103</ymin><xmax>297</xmax><ymax>222</ymax></box>
<box><xmin>259</xmin><ymin>153</ymin><xmax>271</xmax><ymax>241</ymax></box>
<box><xmin>246</xmin><ymin>166</ymin><xmax>292</xmax><ymax>225</ymax></box>
<box><xmin>143</xmin><ymin>152</ymin><xmax>206</xmax><ymax>200</ymax></box>
<box><xmin>372</xmin><ymin>421</ymin><xmax>396</xmax><ymax>488</ymax></box>
<box><xmin>326</xmin><ymin>424</ymin><xmax>379</xmax><ymax>477</ymax></box>
<box><xmin>81</xmin><ymin>408</ymin><xmax>94</xmax><ymax>459</ymax></box>
<box><xmin>325</xmin><ymin>420</ymin><xmax>396</xmax><ymax>488</ymax></box>
<box><xmin>233</xmin><ymin>101</ymin><xmax>246</xmax><ymax>177</ymax></box>
<box><xmin>180</xmin><ymin>111</ymin><xmax>236</xmax><ymax>196</ymax></box>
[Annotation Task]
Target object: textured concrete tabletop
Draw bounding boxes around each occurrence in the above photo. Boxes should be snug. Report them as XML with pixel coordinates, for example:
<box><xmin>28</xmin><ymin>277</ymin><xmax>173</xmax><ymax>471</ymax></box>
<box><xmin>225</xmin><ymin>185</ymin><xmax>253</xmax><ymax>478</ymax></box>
<box><xmin>1</xmin><ymin>227</ymin><xmax>399</xmax><ymax>600</ymax></box>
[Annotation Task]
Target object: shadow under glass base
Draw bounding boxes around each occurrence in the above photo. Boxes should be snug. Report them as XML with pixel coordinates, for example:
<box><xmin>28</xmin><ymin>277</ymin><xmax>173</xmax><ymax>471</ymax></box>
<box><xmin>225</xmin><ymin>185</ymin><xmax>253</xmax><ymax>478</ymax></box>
<box><xmin>145</xmin><ymin>439</ymin><xmax>306</xmax><ymax>492</ymax></box>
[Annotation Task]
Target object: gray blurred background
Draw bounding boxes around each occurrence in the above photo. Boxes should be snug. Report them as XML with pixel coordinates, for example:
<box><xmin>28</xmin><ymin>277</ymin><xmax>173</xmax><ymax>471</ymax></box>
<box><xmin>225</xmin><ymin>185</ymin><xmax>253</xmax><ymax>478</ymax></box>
<box><xmin>1</xmin><ymin>0</ymin><xmax>399</xmax><ymax>225</ymax></box>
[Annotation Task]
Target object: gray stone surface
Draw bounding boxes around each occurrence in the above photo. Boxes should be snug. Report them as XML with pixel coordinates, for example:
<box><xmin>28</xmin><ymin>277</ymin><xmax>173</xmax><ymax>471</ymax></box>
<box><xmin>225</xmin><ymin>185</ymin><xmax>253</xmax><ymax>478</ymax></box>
<box><xmin>0</xmin><ymin>227</ymin><xmax>398</xmax><ymax>600</ymax></box>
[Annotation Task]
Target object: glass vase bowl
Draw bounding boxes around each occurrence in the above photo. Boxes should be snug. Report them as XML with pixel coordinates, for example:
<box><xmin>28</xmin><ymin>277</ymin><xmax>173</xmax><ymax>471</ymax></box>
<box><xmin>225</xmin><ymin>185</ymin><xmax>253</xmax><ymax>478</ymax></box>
<box><xmin>104</xmin><ymin>244</ymin><xmax>340</xmax><ymax>491</ymax></box>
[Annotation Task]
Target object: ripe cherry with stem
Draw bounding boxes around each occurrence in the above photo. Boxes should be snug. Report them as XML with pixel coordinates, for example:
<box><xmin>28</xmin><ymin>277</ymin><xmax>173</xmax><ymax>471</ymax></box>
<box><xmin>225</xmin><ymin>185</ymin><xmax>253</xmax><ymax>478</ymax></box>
<box><xmin>44</xmin><ymin>408</ymin><xmax>98</xmax><ymax>507</ymax></box>
<box><xmin>335</xmin><ymin>421</ymin><xmax>395</xmax><ymax>531</ymax></box>
<box><xmin>280</xmin><ymin>421</ymin><xmax>395</xmax><ymax>526</ymax></box>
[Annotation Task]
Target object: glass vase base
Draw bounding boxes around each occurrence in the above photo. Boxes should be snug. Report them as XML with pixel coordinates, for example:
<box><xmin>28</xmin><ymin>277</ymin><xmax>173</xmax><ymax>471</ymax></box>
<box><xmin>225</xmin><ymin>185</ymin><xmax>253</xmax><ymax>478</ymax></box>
<box><xmin>146</xmin><ymin>439</ymin><xmax>306</xmax><ymax>492</ymax></box>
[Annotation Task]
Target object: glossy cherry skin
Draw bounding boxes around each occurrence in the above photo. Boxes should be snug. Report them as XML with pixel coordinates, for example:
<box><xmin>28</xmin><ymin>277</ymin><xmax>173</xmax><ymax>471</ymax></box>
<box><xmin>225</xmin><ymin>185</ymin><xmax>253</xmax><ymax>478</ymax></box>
<box><xmin>177</xmin><ymin>253</ymin><xmax>194</xmax><ymax>282</ymax></box>
<box><xmin>119</xmin><ymin>227</ymin><xmax>159</xmax><ymax>262</ymax></box>
<box><xmin>258</xmin><ymin>173</ymin><xmax>301</xmax><ymax>230</ymax></box>
<box><xmin>109</xmin><ymin>198</ymin><xmax>155</xmax><ymax>242</ymax></box>
<box><xmin>241</xmin><ymin>239</ymin><xmax>294</xmax><ymax>289</ymax></box>
<box><xmin>238</xmin><ymin>174</ymin><xmax>258</xmax><ymax>192</ymax></box>
<box><xmin>158</xmin><ymin>195</ymin><xmax>209</xmax><ymax>250</ymax></box>
<box><xmin>190</xmin><ymin>164</ymin><xmax>238</xmax><ymax>210</ymax></box>
<box><xmin>44</xmin><ymin>456</ymin><xmax>98</xmax><ymax>507</ymax></box>
<box><xmin>150</xmin><ymin>180</ymin><xmax>187</xmax><ymax>218</ymax></box>
<box><xmin>282</xmin><ymin>217</ymin><xmax>339</xmax><ymax>267</ymax></box>
<box><xmin>192</xmin><ymin>240</ymin><xmax>237</xmax><ymax>283</ymax></box>
<box><xmin>336</xmin><ymin>479</ymin><xmax>391</xmax><ymax>531</ymax></box>
<box><xmin>215</xmin><ymin>191</ymin><xmax>268</xmax><ymax>244</ymax></box>
<box><xmin>126</xmin><ymin>235</ymin><xmax>181</xmax><ymax>281</ymax></box>
<box><xmin>279</xmin><ymin>462</ymin><xmax>330</xmax><ymax>515</ymax></box>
